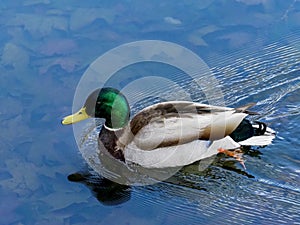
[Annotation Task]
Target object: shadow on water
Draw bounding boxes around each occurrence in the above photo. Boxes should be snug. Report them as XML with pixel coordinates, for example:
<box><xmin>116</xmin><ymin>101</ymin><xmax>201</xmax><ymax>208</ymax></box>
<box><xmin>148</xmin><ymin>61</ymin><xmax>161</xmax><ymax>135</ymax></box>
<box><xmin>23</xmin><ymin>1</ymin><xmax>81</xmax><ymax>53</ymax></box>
<box><xmin>68</xmin><ymin>171</ymin><xmax>131</xmax><ymax>206</ymax></box>
<box><xmin>67</xmin><ymin>148</ymin><xmax>261</xmax><ymax>206</ymax></box>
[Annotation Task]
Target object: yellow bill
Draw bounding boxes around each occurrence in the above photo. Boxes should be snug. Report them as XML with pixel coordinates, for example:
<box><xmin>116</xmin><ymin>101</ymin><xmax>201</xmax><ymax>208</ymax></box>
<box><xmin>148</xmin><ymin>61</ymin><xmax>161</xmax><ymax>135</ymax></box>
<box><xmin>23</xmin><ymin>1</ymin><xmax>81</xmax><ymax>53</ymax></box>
<box><xmin>62</xmin><ymin>107</ymin><xmax>90</xmax><ymax>125</ymax></box>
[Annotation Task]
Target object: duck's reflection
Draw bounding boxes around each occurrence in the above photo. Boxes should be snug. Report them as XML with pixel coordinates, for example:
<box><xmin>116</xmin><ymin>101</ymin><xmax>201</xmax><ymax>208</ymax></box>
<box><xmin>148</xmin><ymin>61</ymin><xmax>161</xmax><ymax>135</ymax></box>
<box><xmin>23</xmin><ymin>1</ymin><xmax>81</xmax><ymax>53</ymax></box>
<box><xmin>68</xmin><ymin>147</ymin><xmax>262</xmax><ymax>205</ymax></box>
<box><xmin>68</xmin><ymin>172</ymin><xmax>131</xmax><ymax>205</ymax></box>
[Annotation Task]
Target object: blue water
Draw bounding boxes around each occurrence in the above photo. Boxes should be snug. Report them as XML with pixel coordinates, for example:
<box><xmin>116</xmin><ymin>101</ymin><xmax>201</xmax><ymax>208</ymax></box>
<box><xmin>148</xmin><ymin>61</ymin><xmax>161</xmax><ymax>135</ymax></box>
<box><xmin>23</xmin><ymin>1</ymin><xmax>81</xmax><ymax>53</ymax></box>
<box><xmin>1</xmin><ymin>0</ymin><xmax>300</xmax><ymax>224</ymax></box>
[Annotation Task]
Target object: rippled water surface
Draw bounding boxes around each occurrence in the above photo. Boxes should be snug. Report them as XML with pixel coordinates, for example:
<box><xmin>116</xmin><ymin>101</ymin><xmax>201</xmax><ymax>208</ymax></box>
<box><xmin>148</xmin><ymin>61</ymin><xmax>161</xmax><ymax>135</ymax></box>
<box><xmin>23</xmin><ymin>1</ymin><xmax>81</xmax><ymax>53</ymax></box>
<box><xmin>1</xmin><ymin>1</ymin><xmax>300</xmax><ymax>224</ymax></box>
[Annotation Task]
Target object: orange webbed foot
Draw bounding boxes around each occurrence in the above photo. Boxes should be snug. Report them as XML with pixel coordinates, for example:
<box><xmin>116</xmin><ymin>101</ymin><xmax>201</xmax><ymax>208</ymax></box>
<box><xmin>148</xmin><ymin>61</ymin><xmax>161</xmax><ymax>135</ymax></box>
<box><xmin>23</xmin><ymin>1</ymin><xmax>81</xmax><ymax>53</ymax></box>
<box><xmin>218</xmin><ymin>148</ymin><xmax>246</xmax><ymax>170</ymax></box>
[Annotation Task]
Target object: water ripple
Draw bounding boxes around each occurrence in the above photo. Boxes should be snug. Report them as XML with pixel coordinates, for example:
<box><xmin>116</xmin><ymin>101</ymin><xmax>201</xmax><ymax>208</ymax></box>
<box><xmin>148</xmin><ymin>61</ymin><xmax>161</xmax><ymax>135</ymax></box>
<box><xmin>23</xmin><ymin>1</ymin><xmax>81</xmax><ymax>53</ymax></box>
<box><xmin>129</xmin><ymin>168</ymin><xmax>300</xmax><ymax>224</ymax></box>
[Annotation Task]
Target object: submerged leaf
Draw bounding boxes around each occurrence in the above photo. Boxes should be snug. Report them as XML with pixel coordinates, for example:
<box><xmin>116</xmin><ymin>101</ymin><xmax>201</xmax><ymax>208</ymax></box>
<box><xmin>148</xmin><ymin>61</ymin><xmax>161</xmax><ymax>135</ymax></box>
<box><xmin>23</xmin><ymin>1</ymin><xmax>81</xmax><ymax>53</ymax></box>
<box><xmin>36</xmin><ymin>57</ymin><xmax>81</xmax><ymax>74</ymax></box>
<box><xmin>8</xmin><ymin>14</ymin><xmax>68</xmax><ymax>37</ymax></box>
<box><xmin>164</xmin><ymin>16</ymin><xmax>182</xmax><ymax>25</ymax></box>
<box><xmin>1</xmin><ymin>43</ymin><xmax>29</xmax><ymax>70</ymax></box>
<box><xmin>39</xmin><ymin>39</ymin><xmax>77</xmax><ymax>56</ymax></box>
<box><xmin>70</xmin><ymin>8</ymin><xmax>117</xmax><ymax>30</ymax></box>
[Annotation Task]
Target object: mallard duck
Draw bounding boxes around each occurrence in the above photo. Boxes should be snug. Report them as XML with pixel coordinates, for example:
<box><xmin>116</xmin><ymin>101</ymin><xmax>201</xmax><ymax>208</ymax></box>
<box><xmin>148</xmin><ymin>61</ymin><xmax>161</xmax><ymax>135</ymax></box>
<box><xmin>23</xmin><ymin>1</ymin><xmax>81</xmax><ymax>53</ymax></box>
<box><xmin>62</xmin><ymin>87</ymin><xmax>275</xmax><ymax>168</ymax></box>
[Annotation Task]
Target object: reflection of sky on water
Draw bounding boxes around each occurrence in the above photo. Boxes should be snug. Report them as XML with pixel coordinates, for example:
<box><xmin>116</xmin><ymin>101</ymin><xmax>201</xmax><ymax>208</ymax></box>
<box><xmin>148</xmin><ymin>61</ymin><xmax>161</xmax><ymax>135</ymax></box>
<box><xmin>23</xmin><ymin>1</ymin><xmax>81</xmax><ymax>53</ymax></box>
<box><xmin>0</xmin><ymin>0</ymin><xmax>300</xmax><ymax>224</ymax></box>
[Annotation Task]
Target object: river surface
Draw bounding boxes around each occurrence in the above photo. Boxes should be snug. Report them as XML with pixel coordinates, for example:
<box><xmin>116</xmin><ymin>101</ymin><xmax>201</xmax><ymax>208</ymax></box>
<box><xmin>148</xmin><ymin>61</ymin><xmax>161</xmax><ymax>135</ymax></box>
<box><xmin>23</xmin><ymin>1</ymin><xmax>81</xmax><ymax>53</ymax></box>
<box><xmin>0</xmin><ymin>1</ymin><xmax>299</xmax><ymax>224</ymax></box>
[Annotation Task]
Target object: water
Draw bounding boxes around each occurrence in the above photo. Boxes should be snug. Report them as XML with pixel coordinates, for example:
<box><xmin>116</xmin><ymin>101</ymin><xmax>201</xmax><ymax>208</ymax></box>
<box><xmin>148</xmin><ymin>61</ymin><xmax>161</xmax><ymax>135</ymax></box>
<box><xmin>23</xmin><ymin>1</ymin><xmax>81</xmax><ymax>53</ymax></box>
<box><xmin>1</xmin><ymin>0</ymin><xmax>300</xmax><ymax>224</ymax></box>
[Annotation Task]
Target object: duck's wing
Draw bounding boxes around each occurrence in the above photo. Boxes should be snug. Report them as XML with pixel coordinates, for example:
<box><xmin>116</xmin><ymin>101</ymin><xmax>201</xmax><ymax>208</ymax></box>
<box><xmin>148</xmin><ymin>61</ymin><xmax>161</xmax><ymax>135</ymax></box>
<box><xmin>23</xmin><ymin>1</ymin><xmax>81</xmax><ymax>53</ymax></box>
<box><xmin>117</xmin><ymin>101</ymin><xmax>255</xmax><ymax>151</ymax></box>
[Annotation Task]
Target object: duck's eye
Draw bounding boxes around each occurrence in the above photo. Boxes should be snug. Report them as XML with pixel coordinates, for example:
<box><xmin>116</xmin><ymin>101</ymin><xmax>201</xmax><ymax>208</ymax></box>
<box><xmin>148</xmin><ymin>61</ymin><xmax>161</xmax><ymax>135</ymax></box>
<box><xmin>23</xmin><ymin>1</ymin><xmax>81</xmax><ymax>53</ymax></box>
<box><xmin>78</xmin><ymin>112</ymin><xmax>82</xmax><ymax>115</ymax></box>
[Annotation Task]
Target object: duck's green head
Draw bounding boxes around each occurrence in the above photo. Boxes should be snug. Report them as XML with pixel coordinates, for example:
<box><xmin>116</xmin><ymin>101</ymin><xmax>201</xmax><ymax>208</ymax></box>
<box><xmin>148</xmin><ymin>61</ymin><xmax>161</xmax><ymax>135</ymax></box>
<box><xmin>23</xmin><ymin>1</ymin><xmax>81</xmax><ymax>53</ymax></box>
<box><xmin>62</xmin><ymin>87</ymin><xmax>130</xmax><ymax>129</ymax></box>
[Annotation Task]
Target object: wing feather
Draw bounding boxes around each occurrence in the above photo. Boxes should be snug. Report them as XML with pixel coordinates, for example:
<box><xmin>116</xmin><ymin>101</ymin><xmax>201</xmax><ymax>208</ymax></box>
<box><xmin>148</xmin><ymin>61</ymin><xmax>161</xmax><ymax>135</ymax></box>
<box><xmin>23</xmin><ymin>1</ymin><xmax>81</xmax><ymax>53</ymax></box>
<box><xmin>117</xmin><ymin>101</ymin><xmax>249</xmax><ymax>151</ymax></box>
